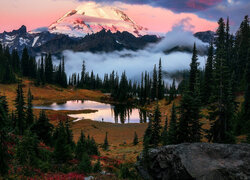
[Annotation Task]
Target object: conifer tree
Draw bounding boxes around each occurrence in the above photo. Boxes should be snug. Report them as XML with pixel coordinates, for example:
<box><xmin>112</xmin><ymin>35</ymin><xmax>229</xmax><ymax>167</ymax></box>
<box><xmin>161</xmin><ymin>117</ymin><xmax>168</xmax><ymax>145</ymax></box>
<box><xmin>158</xmin><ymin>59</ymin><xmax>164</xmax><ymax>100</ymax></box>
<box><xmin>53</xmin><ymin>121</ymin><xmax>73</xmax><ymax>163</ymax></box>
<box><xmin>202</xmin><ymin>42</ymin><xmax>214</xmax><ymax>104</ymax></box>
<box><xmin>21</xmin><ymin>47</ymin><xmax>29</xmax><ymax>76</ymax></box>
<box><xmin>168</xmin><ymin>103</ymin><xmax>178</xmax><ymax>144</ymax></box>
<box><xmin>40</xmin><ymin>56</ymin><xmax>45</xmax><ymax>85</ymax></box>
<box><xmin>151</xmin><ymin>65</ymin><xmax>158</xmax><ymax>100</ymax></box>
<box><xmin>32</xmin><ymin>110</ymin><xmax>53</xmax><ymax>145</ymax></box>
<box><xmin>15</xmin><ymin>82</ymin><xmax>26</xmax><ymax>135</ymax></box>
<box><xmin>103</xmin><ymin>132</ymin><xmax>109</xmax><ymax>150</ymax></box>
<box><xmin>93</xmin><ymin>159</ymin><xmax>101</xmax><ymax>173</ymax></box>
<box><xmin>151</xmin><ymin>105</ymin><xmax>161</xmax><ymax>147</ymax></box>
<box><xmin>189</xmin><ymin>43</ymin><xmax>199</xmax><ymax>93</ymax></box>
<box><xmin>78</xmin><ymin>152</ymin><xmax>92</xmax><ymax>173</ymax></box>
<box><xmin>16</xmin><ymin>130</ymin><xmax>39</xmax><ymax>167</ymax></box>
<box><xmin>143</xmin><ymin>118</ymin><xmax>153</xmax><ymax>148</ymax></box>
<box><xmin>65</xmin><ymin>118</ymin><xmax>75</xmax><ymax>150</ymax></box>
<box><xmin>133</xmin><ymin>132</ymin><xmax>138</xmax><ymax>145</ymax></box>
<box><xmin>80</xmin><ymin>60</ymin><xmax>86</xmax><ymax>87</ymax></box>
<box><xmin>0</xmin><ymin>95</ymin><xmax>9</xmax><ymax>176</ymax></box>
<box><xmin>177</xmin><ymin>43</ymin><xmax>202</xmax><ymax>143</ymax></box>
<box><xmin>26</xmin><ymin>88</ymin><xmax>34</xmax><ymax>127</ymax></box>
<box><xmin>208</xmin><ymin>18</ymin><xmax>235</xmax><ymax>143</ymax></box>
<box><xmin>75</xmin><ymin>131</ymin><xmax>86</xmax><ymax>160</ymax></box>
<box><xmin>44</xmin><ymin>54</ymin><xmax>53</xmax><ymax>83</ymax></box>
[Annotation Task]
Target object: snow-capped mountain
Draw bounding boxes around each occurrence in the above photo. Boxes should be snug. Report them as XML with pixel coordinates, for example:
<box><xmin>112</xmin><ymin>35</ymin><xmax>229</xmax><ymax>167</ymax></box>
<box><xmin>48</xmin><ymin>2</ymin><xmax>148</xmax><ymax>37</ymax></box>
<box><xmin>0</xmin><ymin>25</ymin><xmax>59</xmax><ymax>52</ymax></box>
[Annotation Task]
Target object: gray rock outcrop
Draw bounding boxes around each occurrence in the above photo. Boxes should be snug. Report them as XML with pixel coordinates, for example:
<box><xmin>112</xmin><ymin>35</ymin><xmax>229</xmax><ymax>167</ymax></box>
<box><xmin>136</xmin><ymin>143</ymin><xmax>250</xmax><ymax>180</ymax></box>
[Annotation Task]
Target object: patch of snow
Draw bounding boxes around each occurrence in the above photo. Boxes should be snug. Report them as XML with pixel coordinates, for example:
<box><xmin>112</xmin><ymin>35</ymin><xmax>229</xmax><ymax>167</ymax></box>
<box><xmin>116</xmin><ymin>40</ymin><xmax>122</xmax><ymax>44</ymax></box>
<box><xmin>19</xmin><ymin>37</ymin><xmax>30</xmax><ymax>46</ymax></box>
<box><xmin>32</xmin><ymin>36</ymin><xmax>40</xmax><ymax>47</ymax></box>
<box><xmin>5</xmin><ymin>34</ymin><xmax>16</xmax><ymax>41</ymax></box>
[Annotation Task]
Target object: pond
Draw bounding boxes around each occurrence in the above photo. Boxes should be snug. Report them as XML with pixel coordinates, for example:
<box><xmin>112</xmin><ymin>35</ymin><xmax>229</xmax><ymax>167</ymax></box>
<box><xmin>34</xmin><ymin>100</ymin><xmax>148</xmax><ymax>124</ymax></box>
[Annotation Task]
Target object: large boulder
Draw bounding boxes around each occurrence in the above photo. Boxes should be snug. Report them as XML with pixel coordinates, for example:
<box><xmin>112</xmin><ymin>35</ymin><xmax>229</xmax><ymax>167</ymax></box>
<box><xmin>136</xmin><ymin>143</ymin><xmax>250</xmax><ymax>180</ymax></box>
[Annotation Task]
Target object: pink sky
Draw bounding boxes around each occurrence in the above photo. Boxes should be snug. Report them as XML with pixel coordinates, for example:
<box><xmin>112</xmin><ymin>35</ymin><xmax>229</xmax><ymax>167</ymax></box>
<box><xmin>0</xmin><ymin>0</ymin><xmax>218</xmax><ymax>33</ymax></box>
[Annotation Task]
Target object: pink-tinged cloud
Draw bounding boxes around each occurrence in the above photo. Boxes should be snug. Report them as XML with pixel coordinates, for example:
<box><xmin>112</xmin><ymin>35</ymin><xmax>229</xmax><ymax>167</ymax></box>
<box><xmin>0</xmin><ymin>0</ymin><xmax>217</xmax><ymax>34</ymax></box>
<box><xmin>118</xmin><ymin>3</ymin><xmax>218</xmax><ymax>33</ymax></box>
<box><xmin>186</xmin><ymin>0</ymin><xmax>223</xmax><ymax>10</ymax></box>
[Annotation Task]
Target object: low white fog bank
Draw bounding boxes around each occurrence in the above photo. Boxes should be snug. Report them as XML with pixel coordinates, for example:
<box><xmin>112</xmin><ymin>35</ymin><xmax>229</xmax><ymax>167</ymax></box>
<box><xmin>54</xmin><ymin>26</ymin><xmax>208</xmax><ymax>82</ymax></box>
<box><xmin>62</xmin><ymin>50</ymin><xmax>206</xmax><ymax>81</ymax></box>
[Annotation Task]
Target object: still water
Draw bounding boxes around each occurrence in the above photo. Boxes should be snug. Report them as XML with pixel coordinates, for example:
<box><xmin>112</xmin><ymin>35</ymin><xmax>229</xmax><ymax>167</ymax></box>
<box><xmin>34</xmin><ymin>100</ymin><xmax>148</xmax><ymax>124</ymax></box>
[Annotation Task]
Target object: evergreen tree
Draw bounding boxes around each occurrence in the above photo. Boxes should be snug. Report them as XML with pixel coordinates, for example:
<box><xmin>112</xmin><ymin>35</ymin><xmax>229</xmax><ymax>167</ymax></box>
<box><xmin>75</xmin><ymin>131</ymin><xmax>86</xmax><ymax>160</ymax></box>
<box><xmin>143</xmin><ymin>118</ymin><xmax>153</xmax><ymax>148</ymax></box>
<box><xmin>32</xmin><ymin>110</ymin><xmax>53</xmax><ymax>145</ymax></box>
<box><xmin>168</xmin><ymin>79</ymin><xmax>177</xmax><ymax>103</ymax></box>
<box><xmin>235</xmin><ymin>15</ymin><xmax>249</xmax><ymax>90</ymax></box>
<box><xmin>151</xmin><ymin>105</ymin><xmax>161</xmax><ymax>147</ymax></box>
<box><xmin>103</xmin><ymin>132</ymin><xmax>109</xmax><ymax>151</ymax></box>
<box><xmin>44</xmin><ymin>54</ymin><xmax>53</xmax><ymax>83</ymax></box>
<box><xmin>161</xmin><ymin>117</ymin><xmax>168</xmax><ymax>145</ymax></box>
<box><xmin>117</xmin><ymin>71</ymin><xmax>129</xmax><ymax>101</ymax></box>
<box><xmin>40</xmin><ymin>56</ymin><xmax>45</xmax><ymax>85</ymax></box>
<box><xmin>208</xmin><ymin>18</ymin><xmax>235</xmax><ymax>143</ymax></box>
<box><xmin>168</xmin><ymin>103</ymin><xmax>178</xmax><ymax>144</ymax></box>
<box><xmin>15</xmin><ymin>82</ymin><xmax>26</xmax><ymax>135</ymax></box>
<box><xmin>65</xmin><ymin>118</ymin><xmax>75</xmax><ymax>150</ymax></box>
<box><xmin>78</xmin><ymin>152</ymin><xmax>92</xmax><ymax>173</ymax></box>
<box><xmin>151</xmin><ymin>65</ymin><xmax>158</xmax><ymax>100</ymax></box>
<box><xmin>80</xmin><ymin>60</ymin><xmax>86</xmax><ymax>87</ymax></box>
<box><xmin>0</xmin><ymin>95</ymin><xmax>9</xmax><ymax>176</ymax></box>
<box><xmin>26</xmin><ymin>88</ymin><xmax>34</xmax><ymax>127</ymax></box>
<box><xmin>16</xmin><ymin>130</ymin><xmax>39</xmax><ymax>167</ymax></box>
<box><xmin>133</xmin><ymin>132</ymin><xmax>138</xmax><ymax>145</ymax></box>
<box><xmin>202</xmin><ymin>42</ymin><xmax>214</xmax><ymax>104</ymax></box>
<box><xmin>21</xmin><ymin>47</ymin><xmax>29</xmax><ymax>76</ymax></box>
<box><xmin>189</xmin><ymin>43</ymin><xmax>199</xmax><ymax>93</ymax></box>
<box><xmin>177</xmin><ymin>43</ymin><xmax>202</xmax><ymax>143</ymax></box>
<box><xmin>158</xmin><ymin>59</ymin><xmax>164</xmax><ymax>100</ymax></box>
<box><xmin>93</xmin><ymin>159</ymin><xmax>101</xmax><ymax>173</ymax></box>
<box><xmin>53</xmin><ymin>121</ymin><xmax>73</xmax><ymax>163</ymax></box>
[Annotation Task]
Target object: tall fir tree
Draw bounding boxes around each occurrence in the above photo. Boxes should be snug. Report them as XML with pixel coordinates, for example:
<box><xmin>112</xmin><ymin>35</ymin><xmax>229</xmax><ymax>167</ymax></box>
<box><xmin>168</xmin><ymin>103</ymin><xmax>178</xmax><ymax>144</ymax></box>
<box><xmin>32</xmin><ymin>110</ymin><xmax>53</xmax><ymax>145</ymax></box>
<box><xmin>208</xmin><ymin>17</ymin><xmax>235</xmax><ymax>143</ymax></box>
<box><xmin>151</xmin><ymin>65</ymin><xmax>158</xmax><ymax>100</ymax></box>
<box><xmin>103</xmin><ymin>132</ymin><xmax>109</xmax><ymax>150</ymax></box>
<box><xmin>202</xmin><ymin>42</ymin><xmax>214</xmax><ymax>104</ymax></box>
<box><xmin>158</xmin><ymin>59</ymin><xmax>164</xmax><ymax>100</ymax></box>
<box><xmin>161</xmin><ymin>117</ymin><xmax>168</xmax><ymax>145</ymax></box>
<box><xmin>151</xmin><ymin>104</ymin><xmax>162</xmax><ymax>147</ymax></box>
<box><xmin>15</xmin><ymin>82</ymin><xmax>26</xmax><ymax>135</ymax></box>
<box><xmin>26</xmin><ymin>88</ymin><xmax>34</xmax><ymax>127</ymax></box>
<box><xmin>0</xmin><ymin>94</ymin><xmax>9</xmax><ymax>176</ymax></box>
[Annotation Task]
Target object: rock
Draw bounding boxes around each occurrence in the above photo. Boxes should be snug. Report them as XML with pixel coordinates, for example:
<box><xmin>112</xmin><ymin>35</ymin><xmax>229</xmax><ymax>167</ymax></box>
<box><xmin>136</xmin><ymin>143</ymin><xmax>250</xmax><ymax>180</ymax></box>
<box><xmin>84</xmin><ymin>176</ymin><xmax>94</xmax><ymax>180</ymax></box>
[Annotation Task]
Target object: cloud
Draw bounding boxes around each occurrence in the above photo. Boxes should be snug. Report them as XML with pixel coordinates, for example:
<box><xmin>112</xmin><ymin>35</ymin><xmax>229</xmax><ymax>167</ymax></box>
<box><xmin>75</xmin><ymin>0</ymin><xmax>223</xmax><ymax>12</ymax></box>
<box><xmin>196</xmin><ymin>0</ymin><xmax>250</xmax><ymax>32</ymax></box>
<box><xmin>54</xmin><ymin>26</ymin><xmax>208</xmax><ymax>84</ymax></box>
<box><xmin>30</xmin><ymin>27</ymin><xmax>48</xmax><ymax>33</ymax></box>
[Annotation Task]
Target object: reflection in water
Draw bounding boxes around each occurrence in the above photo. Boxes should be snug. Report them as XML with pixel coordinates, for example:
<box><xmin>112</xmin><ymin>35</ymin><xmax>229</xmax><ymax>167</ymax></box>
<box><xmin>34</xmin><ymin>100</ymin><xmax>148</xmax><ymax>124</ymax></box>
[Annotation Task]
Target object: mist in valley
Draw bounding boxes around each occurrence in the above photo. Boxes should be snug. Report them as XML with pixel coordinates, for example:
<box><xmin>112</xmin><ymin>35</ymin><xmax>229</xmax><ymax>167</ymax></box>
<box><xmin>53</xmin><ymin>27</ymin><xmax>208</xmax><ymax>84</ymax></box>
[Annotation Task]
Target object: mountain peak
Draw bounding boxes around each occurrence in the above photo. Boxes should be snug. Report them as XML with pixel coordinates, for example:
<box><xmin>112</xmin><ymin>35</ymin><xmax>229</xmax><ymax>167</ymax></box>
<box><xmin>49</xmin><ymin>2</ymin><xmax>148</xmax><ymax>37</ymax></box>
